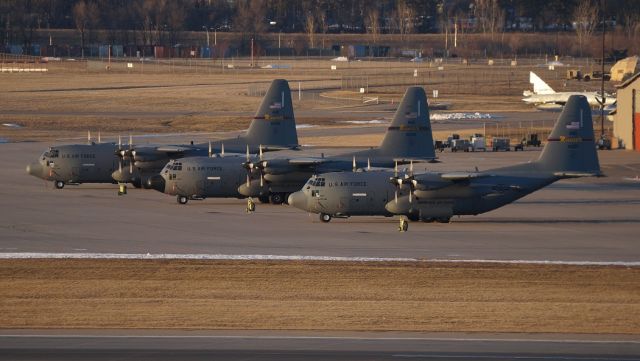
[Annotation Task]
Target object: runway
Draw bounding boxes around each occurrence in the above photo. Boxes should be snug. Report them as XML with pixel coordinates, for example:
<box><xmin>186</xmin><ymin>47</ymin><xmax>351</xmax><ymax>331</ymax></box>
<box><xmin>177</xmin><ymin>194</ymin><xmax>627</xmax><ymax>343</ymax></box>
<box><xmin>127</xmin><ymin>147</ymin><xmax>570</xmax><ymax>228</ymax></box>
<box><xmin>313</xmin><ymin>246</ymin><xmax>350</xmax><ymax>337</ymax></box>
<box><xmin>2</xmin><ymin>140</ymin><xmax>640</xmax><ymax>262</ymax></box>
<box><xmin>1</xmin><ymin>332</ymin><xmax>639</xmax><ymax>361</ymax></box>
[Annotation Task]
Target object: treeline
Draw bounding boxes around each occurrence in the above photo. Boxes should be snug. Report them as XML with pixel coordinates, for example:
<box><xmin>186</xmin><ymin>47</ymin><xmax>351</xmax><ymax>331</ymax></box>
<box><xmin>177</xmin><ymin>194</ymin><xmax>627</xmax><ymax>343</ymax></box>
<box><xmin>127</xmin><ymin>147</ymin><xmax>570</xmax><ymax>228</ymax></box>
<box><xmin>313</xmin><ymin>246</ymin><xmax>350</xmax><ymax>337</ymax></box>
<box><xmin>2</xmin><ymin>0</ymin><xmax>640</xmax><ymax>55</ymax></box>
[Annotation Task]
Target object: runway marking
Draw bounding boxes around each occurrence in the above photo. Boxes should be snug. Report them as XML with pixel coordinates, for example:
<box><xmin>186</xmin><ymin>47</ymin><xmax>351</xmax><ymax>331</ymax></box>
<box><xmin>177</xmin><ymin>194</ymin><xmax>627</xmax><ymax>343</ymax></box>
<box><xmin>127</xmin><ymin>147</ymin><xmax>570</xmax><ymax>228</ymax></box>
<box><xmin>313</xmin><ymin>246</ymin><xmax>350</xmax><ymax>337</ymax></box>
<box><xmin>0</xmin><ymin>335</ymin><xmax>638</xmax><ymax>344</ymax></box>
<box><xmin>393</xmin><ymin>355</ymin><xmax>634</xmax><ymax>360</ymax></box>
<box><xmin>0</xmin><ymin>252</ymin><xmax>638</xmax><ymax>266</ymax></box>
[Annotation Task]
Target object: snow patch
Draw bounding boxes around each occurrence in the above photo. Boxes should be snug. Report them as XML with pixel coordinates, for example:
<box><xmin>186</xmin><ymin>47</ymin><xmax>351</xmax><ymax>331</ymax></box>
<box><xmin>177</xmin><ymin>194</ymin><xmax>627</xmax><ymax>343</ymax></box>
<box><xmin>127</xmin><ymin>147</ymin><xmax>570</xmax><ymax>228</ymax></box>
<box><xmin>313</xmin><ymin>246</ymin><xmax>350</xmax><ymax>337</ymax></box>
<box><xmin>296</xmin><ymin>124</ymin><xmax>316</xmax><ymax>129</ymax></box>
<box><xmin>0</xmin><ymin>252</ymin><xmax>637</xmax><ymax>266</ymax></box>
<box><xmin>430</xmin><ymin>112</ymin><xmax>497</xmax><ymax>121</ymax></box>
<box><xmin>2</xmin><ymin>123</ymin><xmax>22</xmax><ymax>128</ymax></box>
<box><xmin>339</xmin><ymin>119</ymin><xmax>389</xmax><ymax>125</ymax></box>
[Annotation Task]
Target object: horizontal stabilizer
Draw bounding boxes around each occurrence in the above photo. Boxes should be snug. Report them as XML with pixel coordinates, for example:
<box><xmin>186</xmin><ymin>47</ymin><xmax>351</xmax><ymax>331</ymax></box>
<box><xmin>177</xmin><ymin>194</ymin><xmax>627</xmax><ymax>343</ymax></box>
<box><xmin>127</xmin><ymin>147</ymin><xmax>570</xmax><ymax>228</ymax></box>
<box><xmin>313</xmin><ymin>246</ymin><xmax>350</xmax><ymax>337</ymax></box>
<box><xmin>553</xmin><ymin>171</ymin><xmax>602</xmax><ymax>178</ymax></box>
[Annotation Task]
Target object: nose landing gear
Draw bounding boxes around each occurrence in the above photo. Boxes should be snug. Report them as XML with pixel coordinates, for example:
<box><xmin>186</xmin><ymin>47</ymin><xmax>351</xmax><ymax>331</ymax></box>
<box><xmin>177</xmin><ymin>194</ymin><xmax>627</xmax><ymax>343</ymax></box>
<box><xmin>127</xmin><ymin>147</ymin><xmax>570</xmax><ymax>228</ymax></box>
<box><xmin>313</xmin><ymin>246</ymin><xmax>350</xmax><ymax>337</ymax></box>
<box><xmin>246</xmin><ymin>197</ymin><xmax>256</xmax><ymax>213</ymax></box>
<box><xmin>398</xmin><ymin>218</ymin><xmax>408</xmax><ymax>232</ymax></box>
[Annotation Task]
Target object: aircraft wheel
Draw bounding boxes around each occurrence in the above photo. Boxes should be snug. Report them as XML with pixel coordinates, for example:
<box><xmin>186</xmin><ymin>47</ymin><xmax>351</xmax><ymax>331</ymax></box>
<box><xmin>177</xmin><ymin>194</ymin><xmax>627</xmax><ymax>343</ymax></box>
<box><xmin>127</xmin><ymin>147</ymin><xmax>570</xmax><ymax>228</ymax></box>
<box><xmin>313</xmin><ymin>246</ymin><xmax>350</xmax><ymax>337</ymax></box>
<box><xmin>398</xmin><ymin>218</ymin><xmax>408</xmax><ymax>232</ymax></box>
<box><xmin>258</xmin><ymin>195</ymin><xmax>270</xmax><ymax>204</ymax></box>
<box><xmin>270</xmin><ymin>193</ymin><xmax>284</xmax><ymax>205</ymax></box>
<box><xmin>246</xmin><ymin>198</ymin><xmax>256</xmax><ymax>213</ymax></box>
<box><xmin>436</xmin><ymin>217</ymin><xmax>451</xmax><ymax>223</ymax></box>
<box><xmin>54</xmin><ymin>180</ymin><xmax>65</xmax><ymax>189</ymax></box>
<box><xmin>177</xmin><ymin>195</ymin><xmax>188</xmax><ymax>205</ymax></box>
<box><xmin>319</xmin><ymin>213</ymin><xmax>332</xmax><ymax>223</ymax></box>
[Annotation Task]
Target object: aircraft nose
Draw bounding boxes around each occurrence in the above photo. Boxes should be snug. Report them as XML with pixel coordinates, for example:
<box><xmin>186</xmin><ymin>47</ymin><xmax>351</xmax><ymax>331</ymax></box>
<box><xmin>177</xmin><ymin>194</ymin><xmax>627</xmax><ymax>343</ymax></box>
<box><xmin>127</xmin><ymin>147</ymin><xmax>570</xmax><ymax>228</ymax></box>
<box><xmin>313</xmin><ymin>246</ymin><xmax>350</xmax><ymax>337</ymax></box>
<box><xmin>147</xmin><ymin>175</ymin><xmax>166</xmax><ymax>193</ymax></box>
<box><xmin>26</xmin><ymin>162</ymin><xmax>43</xmax><ymax>177</ymax></box>
<box><xmin>287</xmin><ymin>191</ymin><xmax>307</xmax><ymax>210</ymax></box>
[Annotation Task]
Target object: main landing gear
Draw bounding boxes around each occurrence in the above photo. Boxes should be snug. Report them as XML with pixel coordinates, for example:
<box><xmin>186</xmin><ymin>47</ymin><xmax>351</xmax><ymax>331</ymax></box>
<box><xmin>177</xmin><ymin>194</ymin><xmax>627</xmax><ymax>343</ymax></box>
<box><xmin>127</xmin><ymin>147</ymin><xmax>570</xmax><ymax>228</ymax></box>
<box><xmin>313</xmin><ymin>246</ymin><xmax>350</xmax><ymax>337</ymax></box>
<box><xmin>177</xmin><ymin>195</ymin><xmax>188</xmax><ymax>204</ymax></box>
<box><xmin>319</xmin><ymin>213</ymin><xmax>332</xmax><ymax>223</ymax></box>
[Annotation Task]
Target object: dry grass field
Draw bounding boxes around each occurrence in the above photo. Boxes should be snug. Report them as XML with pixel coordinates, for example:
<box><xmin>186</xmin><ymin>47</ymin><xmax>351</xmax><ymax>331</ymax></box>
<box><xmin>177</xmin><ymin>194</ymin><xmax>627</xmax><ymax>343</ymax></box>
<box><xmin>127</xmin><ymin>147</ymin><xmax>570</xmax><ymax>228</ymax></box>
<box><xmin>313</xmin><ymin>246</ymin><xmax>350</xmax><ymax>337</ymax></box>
<box><xmin>0</xmin><ymin>259</ymin><xmax>638</xmax><ymax>334</ymax></box>
<box><xmin>2</xmin><ymin>57</ymin><xmax>614</xmax><ymax>143</ymax></box>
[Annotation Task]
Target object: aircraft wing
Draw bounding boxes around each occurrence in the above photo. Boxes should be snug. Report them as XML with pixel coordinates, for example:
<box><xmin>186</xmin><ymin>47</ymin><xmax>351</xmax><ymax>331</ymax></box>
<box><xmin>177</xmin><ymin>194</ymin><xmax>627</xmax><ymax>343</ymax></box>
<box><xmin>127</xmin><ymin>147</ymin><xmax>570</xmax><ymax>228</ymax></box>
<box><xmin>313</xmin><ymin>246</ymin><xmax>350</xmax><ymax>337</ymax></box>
<box><xmin>287</xmin><ymin>157</ymin><xmax>328</xmax><ymax>165</ymax></box>
<box><xmin>154</xmin><ymin>145</ymin><xmax>195</xmax><ymax>153</ymax></box>
<box><xmin>393</xmin><ymin>157</ymin><xmax>437</xmax><ymax>164</ymax></box>
<box><xmin>440</xmin><ymin>172</ymin><xmax>487</xmax><ymax>181</ymax></box>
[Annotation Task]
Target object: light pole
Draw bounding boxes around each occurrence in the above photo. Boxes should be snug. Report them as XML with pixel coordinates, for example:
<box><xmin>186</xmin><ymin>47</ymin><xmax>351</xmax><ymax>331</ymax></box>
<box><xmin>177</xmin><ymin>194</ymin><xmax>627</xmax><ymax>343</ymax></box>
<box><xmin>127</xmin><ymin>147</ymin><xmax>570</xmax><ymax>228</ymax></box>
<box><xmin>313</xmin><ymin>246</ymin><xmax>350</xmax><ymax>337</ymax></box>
<box><xmin>269</xmin><ymin>21</ymin><xmax>280</xmax><ymax>60</ymax></box>
<box><xmin>202</xmin><ymin>26</ymin><xmax>210</xmax><ymax>48</ymax></box>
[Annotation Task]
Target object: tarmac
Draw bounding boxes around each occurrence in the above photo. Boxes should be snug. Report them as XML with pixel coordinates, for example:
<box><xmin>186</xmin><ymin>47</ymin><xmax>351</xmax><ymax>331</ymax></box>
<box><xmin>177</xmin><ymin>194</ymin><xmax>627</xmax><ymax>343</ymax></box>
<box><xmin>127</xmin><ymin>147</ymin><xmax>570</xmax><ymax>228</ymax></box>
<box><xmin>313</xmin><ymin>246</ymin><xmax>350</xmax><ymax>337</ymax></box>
<box><xmin>1</xmin><ymin>331</ymin><xmax>639</xmax><ymax>360</ymax></box>
<box><xmin>1</xmin><ymin>132</ymin><xmax>639</xmax><ymax>263</ymax></box>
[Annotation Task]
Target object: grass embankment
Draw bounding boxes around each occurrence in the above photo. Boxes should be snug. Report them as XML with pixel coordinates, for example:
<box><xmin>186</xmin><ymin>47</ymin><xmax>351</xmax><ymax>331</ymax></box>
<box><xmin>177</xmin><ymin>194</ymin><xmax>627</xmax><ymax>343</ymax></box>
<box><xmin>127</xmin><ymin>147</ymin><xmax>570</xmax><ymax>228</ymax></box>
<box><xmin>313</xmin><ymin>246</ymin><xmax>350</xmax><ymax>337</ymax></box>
<box><xmin>0</xmin><ymin>259</ymin><xmax>638</xmax><ymax>333</ymax></box>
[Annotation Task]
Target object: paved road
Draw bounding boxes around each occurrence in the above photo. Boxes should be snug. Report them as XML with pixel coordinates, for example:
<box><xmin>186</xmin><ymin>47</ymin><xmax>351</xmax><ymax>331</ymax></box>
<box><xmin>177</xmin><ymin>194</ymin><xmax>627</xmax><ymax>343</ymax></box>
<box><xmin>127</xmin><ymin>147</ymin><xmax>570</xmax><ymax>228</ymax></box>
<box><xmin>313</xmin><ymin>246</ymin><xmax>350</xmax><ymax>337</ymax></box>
<box><xmin>1</xmin><ymin>332</ymin><xmax>638</xmax><ymax>361</ymax></box>
<box><xmin>2</xmin><ymin>140</ymin><xmax>640</xmax><ymax>262</ymax></box>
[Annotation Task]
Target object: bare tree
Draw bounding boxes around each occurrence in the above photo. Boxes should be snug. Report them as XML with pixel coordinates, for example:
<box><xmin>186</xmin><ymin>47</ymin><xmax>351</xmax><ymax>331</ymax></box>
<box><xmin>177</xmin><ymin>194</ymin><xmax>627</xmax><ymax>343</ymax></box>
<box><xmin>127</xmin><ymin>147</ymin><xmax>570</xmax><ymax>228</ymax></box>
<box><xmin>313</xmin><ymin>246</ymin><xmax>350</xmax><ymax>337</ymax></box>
<box><xmin>304</xmin><ymin>12</ymin><xmax>316</xmax><ymax>48</ymax></box>
<box><xmin>73</xmin><ymin>0</ymin><xmax>89</xmax><ymax>58</ymax></box>
<box><xmin>234</xmin><ymin>0</ymin><xmax>267</xmax><ymax>38</ymax></box>
<box><xmin>396</xmin><ymin>0</ymin><xmax>414</xmax><ymax>41</ymax></box>
<box><xmin>475</xmin><ymin>0</ymin><xmax>504</xmax><ymax>40</ymax></box>
<box><xmin>365</xmin><ymin>7</ymin><xmax>380</xmax><ymax>43</ymax></box>
<box><xmin>623</xmin><ymin>12</ymin><xmax>640</xmax><ymax>44</ymax></box>
<box><xmin>573</xmin><ymin>0</ymin><xmax>598</xmax><ymax>57</ymax></box>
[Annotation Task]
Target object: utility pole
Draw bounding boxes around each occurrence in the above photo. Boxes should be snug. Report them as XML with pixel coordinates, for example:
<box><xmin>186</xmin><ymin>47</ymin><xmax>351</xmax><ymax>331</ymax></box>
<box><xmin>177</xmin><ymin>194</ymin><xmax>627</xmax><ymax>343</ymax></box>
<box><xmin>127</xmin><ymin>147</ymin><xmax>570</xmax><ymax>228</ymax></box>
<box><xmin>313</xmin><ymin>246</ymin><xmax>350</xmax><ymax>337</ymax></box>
<box><xmin>250</xmin><ymin>38</ymin><xmax>254</xmax><ymax>67</ymax></box>
<box><xmin>600</xmin><ymin>0</ymin><xmax>606</xmax><ymax>137</ymax></box>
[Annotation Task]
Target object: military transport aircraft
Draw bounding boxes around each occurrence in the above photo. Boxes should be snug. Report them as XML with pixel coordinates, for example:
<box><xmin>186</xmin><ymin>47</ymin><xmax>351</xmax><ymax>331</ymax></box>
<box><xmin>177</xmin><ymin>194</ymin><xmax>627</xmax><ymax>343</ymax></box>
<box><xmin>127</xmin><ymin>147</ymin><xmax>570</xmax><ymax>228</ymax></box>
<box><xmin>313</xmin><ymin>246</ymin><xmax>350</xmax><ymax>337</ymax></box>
<box><xmin>523</xmin><ymin>71</ymin><xmax>616</xmax><ymax>111</ymax></box>
<box><xmin>26</xmin><ymin>79</ymin><xmax>299</xmax><ymax>190</ymax></box>
<box><xmin>147</xmin><ymin>86</ymin><xmax>436</xmax><ymax>209</ymax></box>
<box><xmin>288</xmin><ymin>95</ymin><xmax>602</xmax><ymax>231</ymax></box>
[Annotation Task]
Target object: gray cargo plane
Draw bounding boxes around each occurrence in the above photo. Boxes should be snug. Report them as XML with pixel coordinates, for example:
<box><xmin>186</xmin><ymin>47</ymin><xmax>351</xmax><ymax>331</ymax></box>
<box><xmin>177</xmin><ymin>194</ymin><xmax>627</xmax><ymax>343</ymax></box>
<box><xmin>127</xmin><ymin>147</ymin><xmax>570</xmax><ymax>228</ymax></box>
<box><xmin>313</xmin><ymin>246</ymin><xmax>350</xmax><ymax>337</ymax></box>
<box><xmin>26</xmin><ymin>79</ymin><xmax>299</xmax><ymax>190</ymax></box>
<box><xmin>147</xmin><ymin>87</ymin><xmax>435</xmax><ymax>208</ymax></box>
<box><xmin>288</xmin><ymin>95</ymin><xmax>602</xmax><ymax>231</ymax></box>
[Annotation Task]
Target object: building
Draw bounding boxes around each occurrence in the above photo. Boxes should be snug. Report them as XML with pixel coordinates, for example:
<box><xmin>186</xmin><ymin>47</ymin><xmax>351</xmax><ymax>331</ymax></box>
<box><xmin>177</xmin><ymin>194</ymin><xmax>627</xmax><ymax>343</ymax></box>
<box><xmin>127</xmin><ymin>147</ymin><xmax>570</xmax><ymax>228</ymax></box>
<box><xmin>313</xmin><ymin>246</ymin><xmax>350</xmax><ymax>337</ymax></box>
<box><xmin>612</xmin><ymin>72</ymin><xmax>640</xmax><ymax>151</ymax></box>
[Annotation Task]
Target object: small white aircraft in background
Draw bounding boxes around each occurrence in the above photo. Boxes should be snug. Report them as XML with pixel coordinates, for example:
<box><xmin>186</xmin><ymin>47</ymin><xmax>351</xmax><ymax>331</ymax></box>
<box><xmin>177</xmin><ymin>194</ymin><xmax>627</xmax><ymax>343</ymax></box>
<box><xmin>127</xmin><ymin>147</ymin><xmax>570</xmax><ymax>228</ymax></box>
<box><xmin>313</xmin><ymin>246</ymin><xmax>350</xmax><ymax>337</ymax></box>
<box><xmin>522</xmin><ymin>71</ymin><xmax>616</xmax><ymax>112</ymax></box>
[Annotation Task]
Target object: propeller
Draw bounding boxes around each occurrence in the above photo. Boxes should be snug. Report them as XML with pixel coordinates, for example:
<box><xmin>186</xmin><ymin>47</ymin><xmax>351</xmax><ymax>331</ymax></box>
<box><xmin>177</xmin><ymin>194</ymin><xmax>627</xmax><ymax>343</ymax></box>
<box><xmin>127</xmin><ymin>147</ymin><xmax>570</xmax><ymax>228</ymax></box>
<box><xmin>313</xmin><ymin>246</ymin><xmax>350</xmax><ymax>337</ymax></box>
<box><xmin>367</xmin><ymin>158</ymin><xmax>371</xmax><ymax>171</ymax></box>
<box><xmin>208</xmin><ymin>141</ymin><xmax>212</xmax><ymax>157</ymax></box>
<box><xmin>389</xmin><ymin>160</ymin><xmax>418</xmax><ymax>204</ymax></box>
<box><xmin>97</xmin><ymin>131</ymin><xmax>101</xmax><ymax>143</ymax></box>
<box><xmin>221</xmin><ymin>142</ymin><xmax>225</xmax><ymax>157</ymax></box>
<box><xmin>352</xmin><ymin>156</ymin><xmax>357</xmax><ymax>172</ymax></box>
<box><xmin>128</xmin><ymin>134</ymin><xmax>134</xmax><ymax>174</ymax></box>
<box><xmin>244</xmin><ymin>145</ymin><xmax>251</xmax><ymax>187</ymax></box>
<box><xmin>259</xmin><ymin>145</ymin><xmax>264</xmax><ymax>187</ymax></box>
<box><xmin>117</xmin><ymin>135</ymin><xmax>123</xmax><ymax>174</ymax></box>
<box><xmin>87</xmin><ymin>130</ymin><xmax>91</xmax><ymax>144</ymax></box>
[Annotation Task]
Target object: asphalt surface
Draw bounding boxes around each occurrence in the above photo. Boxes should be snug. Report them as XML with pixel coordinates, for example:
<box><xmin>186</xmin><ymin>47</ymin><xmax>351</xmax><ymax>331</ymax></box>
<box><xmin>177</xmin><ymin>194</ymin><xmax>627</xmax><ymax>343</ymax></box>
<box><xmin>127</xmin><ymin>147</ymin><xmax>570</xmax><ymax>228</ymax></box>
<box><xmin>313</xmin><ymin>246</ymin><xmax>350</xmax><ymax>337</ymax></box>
<box><xmin>2</xmin><ymin>136</ymin><xmax>640</xmax><ymax>262</ymax></box>
<box><xmin>1</xmin><ymin>332</ymin><xmax>638</xmax><ymax>361</ymax></box>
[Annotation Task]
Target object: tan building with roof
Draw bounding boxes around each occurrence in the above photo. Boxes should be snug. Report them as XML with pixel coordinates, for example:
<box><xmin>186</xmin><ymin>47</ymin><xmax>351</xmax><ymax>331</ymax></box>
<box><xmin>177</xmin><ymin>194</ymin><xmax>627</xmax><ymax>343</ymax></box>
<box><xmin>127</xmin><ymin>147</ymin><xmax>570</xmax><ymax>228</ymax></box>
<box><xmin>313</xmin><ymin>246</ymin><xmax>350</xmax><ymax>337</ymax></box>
<box><xmin>612</xmin><ymin>72</ymin><xmax>640</xmax><ymax>151</ymax></box>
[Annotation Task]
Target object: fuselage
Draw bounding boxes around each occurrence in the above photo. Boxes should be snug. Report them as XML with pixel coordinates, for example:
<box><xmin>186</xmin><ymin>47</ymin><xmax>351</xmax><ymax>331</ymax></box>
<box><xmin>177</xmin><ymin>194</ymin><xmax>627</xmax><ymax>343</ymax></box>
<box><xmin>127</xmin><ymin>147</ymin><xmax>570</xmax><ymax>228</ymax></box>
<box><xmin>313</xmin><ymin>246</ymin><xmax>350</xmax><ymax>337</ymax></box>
<box><xmin>288</xmin><ymin>165</ymin><xmax>559</xmax><ymax>220</ymax></box>
<box><xmin>150</xmin><ymin>155</ymin><xmax>249</xmax><ymax>199</ymax></box>
<box><xmin>27</xmin><ymin>143</ymin><xmax>122</xmax><ymax>184</ymax></box>
<box><xmin>523</xmin><ymin>92</ymin><xmax>616</xmax><ymax>107</ymax></box>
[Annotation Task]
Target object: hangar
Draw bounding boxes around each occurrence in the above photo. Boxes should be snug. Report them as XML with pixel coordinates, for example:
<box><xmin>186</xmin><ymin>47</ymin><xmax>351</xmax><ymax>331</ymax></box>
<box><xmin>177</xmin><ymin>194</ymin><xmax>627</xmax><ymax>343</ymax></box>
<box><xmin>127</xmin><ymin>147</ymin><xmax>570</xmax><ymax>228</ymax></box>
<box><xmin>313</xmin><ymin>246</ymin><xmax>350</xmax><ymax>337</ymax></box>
<box><xmin>612</xmin><ymin>72</ymin><xmax>640</xmax><ymax>151</ymax></box>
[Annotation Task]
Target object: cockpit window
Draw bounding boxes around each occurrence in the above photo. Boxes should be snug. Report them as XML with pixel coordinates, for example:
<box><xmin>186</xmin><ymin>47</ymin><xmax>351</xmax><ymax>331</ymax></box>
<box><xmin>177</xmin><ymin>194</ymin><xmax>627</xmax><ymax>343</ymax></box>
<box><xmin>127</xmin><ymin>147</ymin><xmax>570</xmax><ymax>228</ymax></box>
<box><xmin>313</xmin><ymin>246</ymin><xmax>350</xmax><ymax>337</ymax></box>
<box><xmin>173</xmin><ymin>162</ymin><xmax>182</xmax><ymax>171</ymax></box>
<box><xmin>45</xmin><ymin>149</ymin><xmax>59</xmax><ymax>158</ymax></box>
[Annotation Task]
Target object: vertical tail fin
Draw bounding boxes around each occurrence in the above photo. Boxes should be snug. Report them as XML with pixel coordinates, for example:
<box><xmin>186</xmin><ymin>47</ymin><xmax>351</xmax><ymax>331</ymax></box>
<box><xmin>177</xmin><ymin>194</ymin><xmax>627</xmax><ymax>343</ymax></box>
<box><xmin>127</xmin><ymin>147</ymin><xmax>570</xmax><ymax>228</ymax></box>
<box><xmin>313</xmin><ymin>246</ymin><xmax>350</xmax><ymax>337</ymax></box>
<box><xmin>244</xmin><ymin>79</ymin><xmax>299</xmax><ymax>147</ymax></box>
<box><xmin>537</xmin><ymin>95</ymin><xmax>601</xmax><ymax>176</ymax></box>
<box><xmin>378</xmin><ymin>87</ymin><xmax>435</xmax><ymax>159</ymax></box>
<box><xmin>530</xmin><ymin>71</ymin><xmax>555</xmax><ymax>95</ymax></box>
